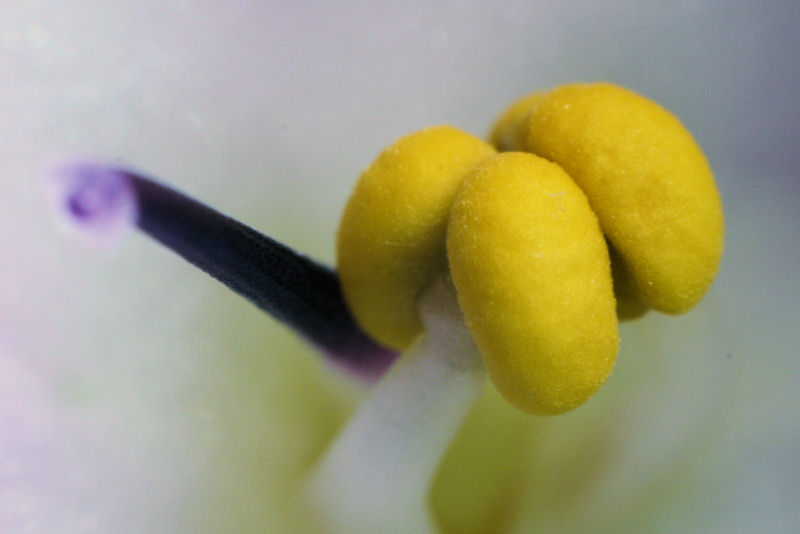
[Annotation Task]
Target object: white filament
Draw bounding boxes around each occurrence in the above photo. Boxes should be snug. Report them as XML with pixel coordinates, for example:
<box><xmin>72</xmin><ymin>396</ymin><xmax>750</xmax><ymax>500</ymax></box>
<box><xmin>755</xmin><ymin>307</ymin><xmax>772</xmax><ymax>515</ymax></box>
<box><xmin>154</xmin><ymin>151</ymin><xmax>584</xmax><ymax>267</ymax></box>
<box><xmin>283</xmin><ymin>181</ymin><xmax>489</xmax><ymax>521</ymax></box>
<box><xmin>306</xmin><ymin>273</ymin><xmax>485</xmax><ymax>533</ymax></box>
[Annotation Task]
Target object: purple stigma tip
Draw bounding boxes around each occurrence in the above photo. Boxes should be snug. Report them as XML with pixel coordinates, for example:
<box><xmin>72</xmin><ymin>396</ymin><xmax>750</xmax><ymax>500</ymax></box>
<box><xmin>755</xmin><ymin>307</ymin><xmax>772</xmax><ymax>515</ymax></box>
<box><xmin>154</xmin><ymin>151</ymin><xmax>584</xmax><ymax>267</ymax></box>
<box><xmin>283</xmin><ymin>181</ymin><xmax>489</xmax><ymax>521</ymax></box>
<box><xmin>48</xmin><ymin>162</ymin><xmax>138</xmax><ymax>244</ymax></box>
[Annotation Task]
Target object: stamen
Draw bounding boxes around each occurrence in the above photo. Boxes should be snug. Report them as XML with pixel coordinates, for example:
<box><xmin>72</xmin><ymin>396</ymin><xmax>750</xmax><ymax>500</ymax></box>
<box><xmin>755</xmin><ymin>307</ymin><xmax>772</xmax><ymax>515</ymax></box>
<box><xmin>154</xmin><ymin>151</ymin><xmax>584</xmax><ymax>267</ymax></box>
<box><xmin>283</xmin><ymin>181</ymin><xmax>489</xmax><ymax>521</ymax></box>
<box><xmin>50</xmin><ymin>162</ymin><xmax>396</xmax><ymax>380</ymax></box>
<box><xmin>306</xmin><ymin>274</ymin><xmax>485</xmax><ymax>533</ymax></box>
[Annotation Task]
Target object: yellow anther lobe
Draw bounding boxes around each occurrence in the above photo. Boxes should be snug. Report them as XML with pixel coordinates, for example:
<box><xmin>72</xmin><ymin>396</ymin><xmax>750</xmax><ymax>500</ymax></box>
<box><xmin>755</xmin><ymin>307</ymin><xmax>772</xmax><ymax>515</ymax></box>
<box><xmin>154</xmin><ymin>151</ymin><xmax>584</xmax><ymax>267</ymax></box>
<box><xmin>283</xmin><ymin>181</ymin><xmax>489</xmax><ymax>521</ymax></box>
<box><xmin>337</xmin><ymin>126</ymin><xmax>496</xmax><ymax>350</ymax></box>
<box><xmin>515</xmin><ymin>83</ymin><xmax>724</xmax><ymax>313</ymax></box>
<box><xmin>608</xmin><ymin>243</ymin><xmax>649</xmax><ymax>320</ymax></box>
<box><xmin>447</xmin><ymin>152</ymin><xmax>619</xmax><ymax>415</ymax></box>
<box><xmin>488</xmin><ymin>92</ymin><xmax>545</xmax><ymax>151</ymax></box>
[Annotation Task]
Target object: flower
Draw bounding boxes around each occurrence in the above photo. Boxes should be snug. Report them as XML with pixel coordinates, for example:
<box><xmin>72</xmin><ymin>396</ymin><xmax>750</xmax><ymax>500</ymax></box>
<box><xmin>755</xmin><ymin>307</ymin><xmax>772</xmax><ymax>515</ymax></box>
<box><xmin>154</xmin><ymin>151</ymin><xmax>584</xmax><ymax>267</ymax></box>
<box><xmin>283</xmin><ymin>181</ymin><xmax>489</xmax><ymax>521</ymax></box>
<box><xmin>2</xmin><ymin>2</ymin><xmax>798</xmax><ymax>533</ymax></box>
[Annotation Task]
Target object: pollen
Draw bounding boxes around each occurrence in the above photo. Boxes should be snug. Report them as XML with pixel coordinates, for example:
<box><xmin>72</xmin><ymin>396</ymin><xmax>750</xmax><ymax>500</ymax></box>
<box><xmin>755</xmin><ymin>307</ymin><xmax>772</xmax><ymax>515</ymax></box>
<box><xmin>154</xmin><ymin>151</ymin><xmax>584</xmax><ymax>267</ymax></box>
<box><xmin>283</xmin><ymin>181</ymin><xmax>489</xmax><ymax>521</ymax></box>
<box><xmin>336</xmin><ymin>126</ymin><xmax>496</xmax><ymax>350</ymax></box>
<box><xmin>447</xmin><ymin>153</ymin><xmax>618</xmax><ymax>414</ymax></box>
<box><xmin>336</xmin><ymin>82</ymin><xmax>723</xmax><ymax>416</ymax></box>
<box><xmin>494</xmin><ymin>83</ymin><xmax>724</xmax><ymax>314</ymax></box>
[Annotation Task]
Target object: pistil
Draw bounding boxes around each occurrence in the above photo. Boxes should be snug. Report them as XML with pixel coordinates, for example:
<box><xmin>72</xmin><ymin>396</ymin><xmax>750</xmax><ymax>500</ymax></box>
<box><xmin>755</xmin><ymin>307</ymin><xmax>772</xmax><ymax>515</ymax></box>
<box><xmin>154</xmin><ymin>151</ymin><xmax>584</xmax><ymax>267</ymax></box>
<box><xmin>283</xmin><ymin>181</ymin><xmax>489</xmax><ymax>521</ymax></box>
<box><xmin>50</xmin><ymin>162</ymin><xmax>396</xmax><ymax>379</ymax></box>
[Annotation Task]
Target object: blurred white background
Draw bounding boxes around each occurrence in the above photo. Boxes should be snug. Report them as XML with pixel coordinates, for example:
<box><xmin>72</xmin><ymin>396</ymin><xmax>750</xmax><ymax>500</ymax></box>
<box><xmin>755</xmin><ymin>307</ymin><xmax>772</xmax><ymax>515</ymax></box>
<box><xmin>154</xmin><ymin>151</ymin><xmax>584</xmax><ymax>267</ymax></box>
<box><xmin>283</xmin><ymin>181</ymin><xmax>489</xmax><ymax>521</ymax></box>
<box><xmin>1</xmin><ymin>1</ymin><xmax>798</xmax><ymax>533</ymax></box>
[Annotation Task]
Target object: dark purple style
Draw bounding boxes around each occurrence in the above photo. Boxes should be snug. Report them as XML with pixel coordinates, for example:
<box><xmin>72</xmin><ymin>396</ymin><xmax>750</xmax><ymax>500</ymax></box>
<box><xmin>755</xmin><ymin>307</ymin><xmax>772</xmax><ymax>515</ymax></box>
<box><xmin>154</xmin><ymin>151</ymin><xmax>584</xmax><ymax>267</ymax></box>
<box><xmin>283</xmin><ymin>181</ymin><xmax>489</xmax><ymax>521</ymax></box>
<box><xmin>54</xmin><ymin>163</ymin><xmax>396</xmax><ymax>381</ymax></box>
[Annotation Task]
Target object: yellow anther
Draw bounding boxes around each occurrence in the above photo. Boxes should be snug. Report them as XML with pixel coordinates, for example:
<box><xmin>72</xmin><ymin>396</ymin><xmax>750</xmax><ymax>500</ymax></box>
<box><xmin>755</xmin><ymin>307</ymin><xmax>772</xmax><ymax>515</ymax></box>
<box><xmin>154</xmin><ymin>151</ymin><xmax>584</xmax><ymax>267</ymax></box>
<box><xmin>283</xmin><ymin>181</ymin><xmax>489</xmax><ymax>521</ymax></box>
<box><xmin>337</xmin><ymin>125</ymin><xmax>496</xmax><ymax>350</ymax></box>
<box><xmin>494</xmin><ymin>83</ymin><xmax>724</xmax><ymax>314</ymax></box>
<box><xmin>338</xmin><ymin>83</ymin><xmax>722</xmax><ymax>416</ymax></box>
<box><xmin>447</xmin><ymin>152</ymin><xmax>618</xmax><ymax>415</ymax></box>
<box><xmin>488</xmin><ymin>91</ymin><xmax>545</xmax><ymax>151</ymax></box>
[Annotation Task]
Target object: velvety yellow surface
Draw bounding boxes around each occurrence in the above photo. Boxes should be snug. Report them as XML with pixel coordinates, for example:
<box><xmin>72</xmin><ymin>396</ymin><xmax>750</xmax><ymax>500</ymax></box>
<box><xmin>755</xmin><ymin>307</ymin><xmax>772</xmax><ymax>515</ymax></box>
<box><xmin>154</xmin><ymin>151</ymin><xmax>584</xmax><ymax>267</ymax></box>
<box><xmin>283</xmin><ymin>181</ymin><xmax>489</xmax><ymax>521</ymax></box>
<box><xmin>608</xmin><ymin>243</ymin><xmax>650</xmax><ymax>320</ymax></box>
<box><xmin>337</xmin><ymin>126</ymin><xmax>496</xmax><ymax>349</ymax></box>
<box><xmin>447</xmin><ymin>153</ymin><xmax>619</xmax><ymax>415</ymax></box>
<box><xmin>517</xmin><ymin>83</ymin><xmax>724</xmax><ymax>314</ymax></box>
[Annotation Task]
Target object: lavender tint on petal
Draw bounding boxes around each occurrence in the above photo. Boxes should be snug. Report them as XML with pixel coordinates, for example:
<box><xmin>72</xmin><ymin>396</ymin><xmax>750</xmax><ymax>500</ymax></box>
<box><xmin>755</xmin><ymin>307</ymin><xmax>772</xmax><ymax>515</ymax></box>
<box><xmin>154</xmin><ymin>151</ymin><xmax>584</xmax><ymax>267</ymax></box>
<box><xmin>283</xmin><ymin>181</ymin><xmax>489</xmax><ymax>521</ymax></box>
<box><xmin>50</xmin><ymin>162</ymin><xmax>396</xmax><ymax>380</ymax></box>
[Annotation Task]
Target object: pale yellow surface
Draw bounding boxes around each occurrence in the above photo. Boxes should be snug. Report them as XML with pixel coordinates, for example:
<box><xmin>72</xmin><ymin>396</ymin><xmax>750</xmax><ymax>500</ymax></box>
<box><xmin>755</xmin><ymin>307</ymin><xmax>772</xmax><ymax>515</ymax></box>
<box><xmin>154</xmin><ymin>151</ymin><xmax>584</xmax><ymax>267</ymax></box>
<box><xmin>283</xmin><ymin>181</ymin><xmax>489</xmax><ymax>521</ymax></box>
<box><xmin>337</xmin><ymin>126</ymin><xmax>496</xmax><ymax>349</ymax></box>
<box><xmin>447</xmin><ymin>152</ymin><xmax>619</xmax><ymax>415</ymax></box>
<box><xmin>517</xmin><ymin>83</ymin><xmax>724</xmax><ymax>313</ymax></box>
